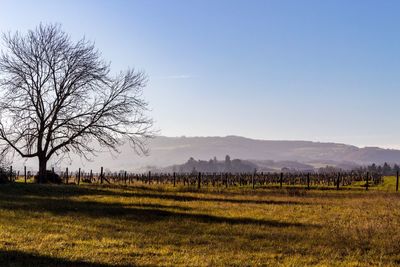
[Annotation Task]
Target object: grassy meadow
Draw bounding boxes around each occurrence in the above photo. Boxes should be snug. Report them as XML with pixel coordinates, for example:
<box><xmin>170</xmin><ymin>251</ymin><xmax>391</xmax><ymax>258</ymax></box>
<box><xmin>0</xmin><ymin>177</ymin><xmax>399</xmax><ymax>266</ymax></box>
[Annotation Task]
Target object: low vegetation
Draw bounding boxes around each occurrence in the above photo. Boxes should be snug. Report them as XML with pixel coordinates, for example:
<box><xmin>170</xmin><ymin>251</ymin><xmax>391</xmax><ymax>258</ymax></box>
<box><xmin>0</xmin><ymin>178</ymin><xmax>399</xmax><ymax>266</ymax></box>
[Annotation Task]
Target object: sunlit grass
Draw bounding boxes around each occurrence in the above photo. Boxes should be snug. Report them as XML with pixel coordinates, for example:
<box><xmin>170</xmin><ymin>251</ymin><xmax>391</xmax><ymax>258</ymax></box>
<box><xmin>0</xmin><ymin>178</ymin><xmax>399</xmax><ymax>266</ymax></box>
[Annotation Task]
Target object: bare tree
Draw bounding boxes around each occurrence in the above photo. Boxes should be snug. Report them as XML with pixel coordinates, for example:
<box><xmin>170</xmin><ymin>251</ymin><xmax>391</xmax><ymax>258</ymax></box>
<box><xmin>0</xmin><ymin>24</ymin><xmax>153</xmax><ymax>182</ymax></box>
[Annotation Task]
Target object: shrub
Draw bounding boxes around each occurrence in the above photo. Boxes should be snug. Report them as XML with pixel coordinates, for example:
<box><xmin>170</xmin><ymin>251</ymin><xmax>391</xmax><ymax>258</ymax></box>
<box><xmin>34</xmin><ymin>171</ymin><xmax>62</xmax><ymax>184</ymax></box>
<box><xmin>0</xmin><ymin>170</ymin><xmax>10</xmax><ymax>183</ymax></box>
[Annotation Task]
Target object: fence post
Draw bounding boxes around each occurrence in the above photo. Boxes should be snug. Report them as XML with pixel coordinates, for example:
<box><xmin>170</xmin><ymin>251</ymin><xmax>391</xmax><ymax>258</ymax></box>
<box><xmin>24</xmin><ymin>166</ymin><xmax>27</xmax><ymax>184</ymax></box>
<box><xmin>225</xmin><ymin>173</ymin><xmax>228</xmax><ymax>188</ymax></box>
<box><xmin>197</xmin><ymin>172</ymin><xmax>201</xmax><ymax>189</ymax></box>
<box><xmin>77</xmin><ymin>168</ymin><xmax>81</xmax><ymax>185</ymax></box>
<box><xmin>307</xmin><ymin>173</ymin><xmax>310</xmax><ymax>189</ymax></box>
<box><xmin>336</xmin><ymin>173</ymin><xmax>340</xmax><ymax>190</ymax></box>
<box><xmin>366</xmin><ymin>172</ymin><xmax>369</xmax><ymax>191</ymax></box>
<box><xmin>124</xmin><ymin>171</ymin><xmax>127</xmax><ymax>185</ymax></box>
<box><xmin>100</xmin><ymin>167</ymin><xmax>103</xmax><ymax>184</ymax></box>
<box><xmin>280</xmin><ymin>172</ymin><xmax>283</xmax><ymax>188</ymax></box>
<box><xmin>396</xmin><ymin>171</ymin><xmax>399</xmax><ymax>192</ymax></box>
<box><xmin>148</xmin><ymin>171</ymin><xmax>151</xmax><ymax>184</ymax></box>
<box><xmin>173</xmin><ymin>172</ymin><xmax>176</xmax><ymax>187</ymax></box>
<box><xmin>9</xmin><ymin>166</ymin><xmax>12</xmax><ymax>182</ymax></box>
<box><xmin>252</xmin><ymin>172</ymin><xmax>255</xmax><ymax>189</ymax></box>
<box><xmin>65</xmin><ymin>167</ymin><xmax>68</xmax><ymax>184</ymax></box>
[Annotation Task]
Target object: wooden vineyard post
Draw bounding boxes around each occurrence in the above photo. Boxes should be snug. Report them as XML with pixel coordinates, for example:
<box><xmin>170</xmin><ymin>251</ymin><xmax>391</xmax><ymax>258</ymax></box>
<box><xmin>336</xmin><ymin>173</ymin><xmax>340</xmax><ymax>190</ymax></box>
<box><xmin>396</xmin><ymin>171</ymin><xmax>399</xmax><ymax>192</ymax></box>
<box><xmin>77</xmin><ymin>168</ymin><xmax>81</xmax><ymax>185</ymax></box>
<box><xmin>307</xmin><ymin>173</ymin><xmax>310</xmax><ymax>189</ymax></box>
<box><xmin>148</xmin><ymin>171</ymin><xmax>151</xmax><ymax>184</ymax></box>
<box><xmin>366</xmin><ymin>172</ymin><xmax>369</xmax><ymax>191</ymax></box>
<box><xmin>252</xmin><ymin>172</ymin><xmax>255</xmax><ymax>189</ymax></box>
<box><xmin>65</xmin><ymin>167</ymin><xmax>69</xmax><ymax>184</ymax></box>
<box><xmin>173</xmin><ymin>172</ymin><xmax>176</xmax><ymax>187</ymax></box>
<box><xmin>261</xmin><ymin>172</ymin><xmax>264</xmax><ymax>186</ymax></box>
<box><xmin>197</xmin><ymin>172</ymin><xmax>201</xmax><ymax>189</ymax></box>
<box><xmin>124</xmin><ymin>171</ymin><xmax>127</xmax><ymax>185</ymax></box>
<box><xmin>24</xmin><ymin>166</ymin><xmax>27</xmax><ymax>184</ymax></box>
<box><xmin>280</xmin><ymin>172</ymin><xmax>283</xmax><ymax>189</ymax></box>
<box><xmin>9</xmin><ymin>166</ymin><xmax>12</xmax><ymax>182</ymax></box>
<box><xmin>225</xmin><ymin>173</ymin><xmax>229</xmax><ymax>188</ymax></box>
<box><xmin>100</xmin><ymin>167</ymin><xmax>104</xmax><ymax>184</ymax></box>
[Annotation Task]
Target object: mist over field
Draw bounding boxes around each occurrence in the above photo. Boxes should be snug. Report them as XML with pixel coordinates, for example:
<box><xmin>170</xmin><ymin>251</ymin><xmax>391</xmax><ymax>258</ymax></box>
<box><xmin>13</xmin><ymin>135</ymin><xmax>400</xmax><ymax>172</ymax></box>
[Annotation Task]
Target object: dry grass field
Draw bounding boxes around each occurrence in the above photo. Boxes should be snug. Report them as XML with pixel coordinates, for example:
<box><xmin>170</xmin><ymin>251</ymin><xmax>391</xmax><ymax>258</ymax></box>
<box><xmin>0</xmin><ymin>178</ymin><xmax>399</xmax><ymax>266</ymax></box>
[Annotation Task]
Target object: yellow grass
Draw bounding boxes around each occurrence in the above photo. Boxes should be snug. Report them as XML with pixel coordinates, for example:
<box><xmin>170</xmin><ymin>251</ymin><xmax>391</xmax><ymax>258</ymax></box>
<box><xmin>0</xmin><ymin>179</ymin><xmax>399</xmax><ymax>266</ymax></box>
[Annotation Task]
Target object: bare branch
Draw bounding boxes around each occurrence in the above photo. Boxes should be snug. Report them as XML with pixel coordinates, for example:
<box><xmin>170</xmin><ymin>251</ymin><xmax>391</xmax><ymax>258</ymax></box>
<box><xmin>0</xmin><ymin>24</ymin><xmax>154</xmax><ymax>177</ymax></box>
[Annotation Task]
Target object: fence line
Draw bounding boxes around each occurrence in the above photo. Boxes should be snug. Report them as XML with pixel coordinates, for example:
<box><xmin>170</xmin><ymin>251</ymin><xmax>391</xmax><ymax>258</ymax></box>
<box><xmin>4</xmin><ymin>165</ymin><xmax>398</xmax><ymax>191</ymax></box>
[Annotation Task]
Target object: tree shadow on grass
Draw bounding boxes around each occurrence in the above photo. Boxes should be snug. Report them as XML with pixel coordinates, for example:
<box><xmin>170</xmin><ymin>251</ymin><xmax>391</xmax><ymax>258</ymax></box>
<box><xmin>100</xmin><ymin>184</ymin><xmax>316</xmax><ymax>204</ymax></box>
<box><xmin>0</xmin><ymin>183</ymin><xmax>102</xmax><ymax>198</ymax></box>
<box><xmin>119</xmin><ymin>192</ymin><xmax>313</xmax><ymax>205</ymax></box>
<box><xmin>0</xmin><ymin>194</ymin><xmax>317</xmax><ymax>228</ymax></box>
<box><xmin>0</xmin><ymin>249</ymin><xmax>132</xmax><ymax>267</ymax></box>
<box><xmin>0</xmin><ymin>183</ymin><xmax>314</xmax><ymax>206</ymax></box>
<box><xmin>75</xmin><ymin>185</ymin><xmax>312</xmax><ymax>205</ymax></box>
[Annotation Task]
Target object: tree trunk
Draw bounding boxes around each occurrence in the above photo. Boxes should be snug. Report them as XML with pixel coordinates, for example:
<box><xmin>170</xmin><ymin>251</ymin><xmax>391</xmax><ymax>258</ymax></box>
<box><xmin>38</xmin><ymin>156</ymin><xmax>47</xmax><ymax>183</ymax></box>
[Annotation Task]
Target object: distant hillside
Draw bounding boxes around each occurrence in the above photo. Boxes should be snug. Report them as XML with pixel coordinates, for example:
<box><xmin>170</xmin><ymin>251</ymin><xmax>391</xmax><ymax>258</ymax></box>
<box><xmin>127</xmin><ymin>136</ymin><xmax>400</xmax><ymax>168</ymax></box>
<box><xmin>11</xmin><ymin>135</ymin><xmax>400</xmax><ymax>172</ymax></box>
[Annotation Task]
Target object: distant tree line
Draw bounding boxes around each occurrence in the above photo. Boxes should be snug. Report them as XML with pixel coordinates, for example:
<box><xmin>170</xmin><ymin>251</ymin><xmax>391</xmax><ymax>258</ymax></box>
<box><xmin>319</xmin><ymin>162</ymin><xmax>400</xmax><ymax>175</ymax></box>
<box><xmin>359</xmin><ymin>162</ymin><xmax>400</xmax><ymax>176</ymax></box>
<box><xmin>175</xmin><ymin>157</ymin><xmax>400</xmax><ymax>175</ymax></box>
<box><xmin>173</xmin><ymin>155</ymin><xmax>257</xmax><ymax>173</ymax></box>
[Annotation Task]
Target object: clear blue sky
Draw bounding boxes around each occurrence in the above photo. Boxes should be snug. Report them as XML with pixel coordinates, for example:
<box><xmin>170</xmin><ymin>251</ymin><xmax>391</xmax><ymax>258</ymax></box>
<box><xmin>1</xmin><ymin>0</ymin><xmax>400</xmax><ymax>148</ymax></box>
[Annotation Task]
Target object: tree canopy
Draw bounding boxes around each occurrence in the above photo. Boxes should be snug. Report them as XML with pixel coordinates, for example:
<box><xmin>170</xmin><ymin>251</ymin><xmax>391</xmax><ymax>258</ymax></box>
<box><xmin>0</xmin><ymin>24</ymin><xmax>153</xmax><ymax>181</ymax></box>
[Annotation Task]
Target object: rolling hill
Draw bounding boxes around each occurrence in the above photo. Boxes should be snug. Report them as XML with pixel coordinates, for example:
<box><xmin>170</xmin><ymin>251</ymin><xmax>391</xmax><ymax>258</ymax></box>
<box><xmin>12</xmin><ymin>136</ymin><xmax>400</xmax><ymax>172</ymax></box>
